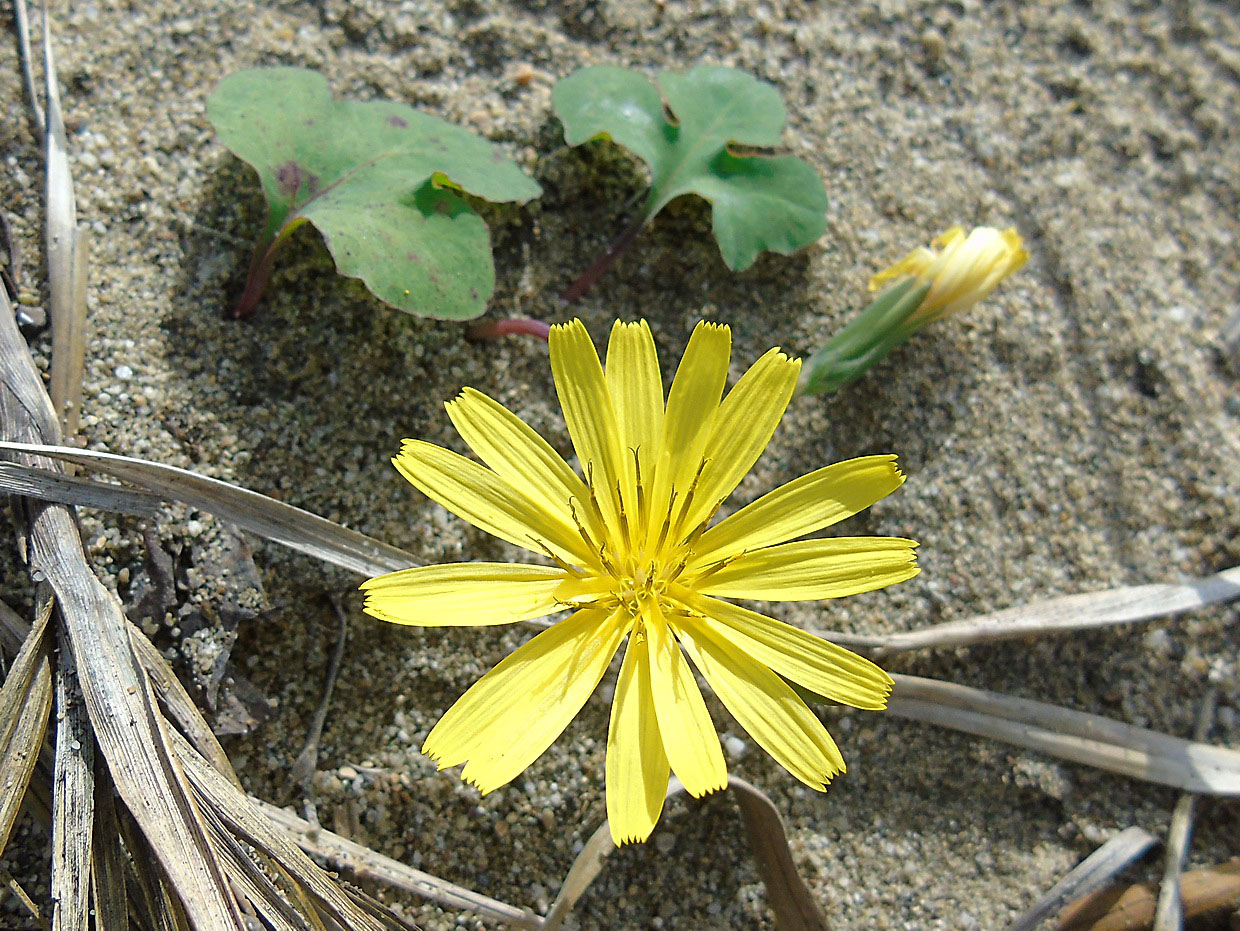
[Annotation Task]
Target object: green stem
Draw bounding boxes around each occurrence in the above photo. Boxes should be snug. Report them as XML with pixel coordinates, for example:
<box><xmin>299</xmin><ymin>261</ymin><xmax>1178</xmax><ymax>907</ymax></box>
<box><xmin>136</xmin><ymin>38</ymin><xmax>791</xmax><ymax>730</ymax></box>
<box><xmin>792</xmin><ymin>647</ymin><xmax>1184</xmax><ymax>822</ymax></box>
<box><xmin>795</xmin><ymin>279</ymin><xmax>930</xmax><ymax>396</ymax></box>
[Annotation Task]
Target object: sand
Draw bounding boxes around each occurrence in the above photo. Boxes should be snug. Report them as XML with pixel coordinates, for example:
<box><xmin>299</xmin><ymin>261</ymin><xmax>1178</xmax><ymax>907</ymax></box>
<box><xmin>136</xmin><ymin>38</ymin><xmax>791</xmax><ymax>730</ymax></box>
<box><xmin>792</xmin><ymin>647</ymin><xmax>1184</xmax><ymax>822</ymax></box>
<box><xmin>1</xmin><ymin>0</ymin><xmax>1238</xmax><ymax>927</ymax></box>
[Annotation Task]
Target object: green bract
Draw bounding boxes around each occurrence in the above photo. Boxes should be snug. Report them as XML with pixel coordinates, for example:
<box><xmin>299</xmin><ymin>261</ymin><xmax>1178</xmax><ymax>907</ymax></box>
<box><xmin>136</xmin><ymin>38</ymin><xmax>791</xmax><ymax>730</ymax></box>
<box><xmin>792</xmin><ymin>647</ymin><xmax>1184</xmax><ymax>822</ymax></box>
<box><xmin>207</xmin><ymin>67</ymin><xmax>541</xmax><ymax>319</ymax></box>
<box><xmin>553</xmin><ymin>65</ymin><xmax>828</xmax><ymax>274</ymax></box>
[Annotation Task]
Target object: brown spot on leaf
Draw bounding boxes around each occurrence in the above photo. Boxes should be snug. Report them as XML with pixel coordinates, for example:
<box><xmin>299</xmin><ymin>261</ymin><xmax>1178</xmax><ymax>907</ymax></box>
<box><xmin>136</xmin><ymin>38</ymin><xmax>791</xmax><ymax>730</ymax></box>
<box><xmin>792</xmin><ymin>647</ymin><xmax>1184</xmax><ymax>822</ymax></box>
<box><xmin>405</xmin><ymin>251</ymin><xmax>421</xmax><ymax>264</ymax></box>
<box><xmin>469</xmin><ymin>288</ymin><xmax>479</xmax><ymax>301</ymax></box>
<box><xmin>275</xmin><ymin>160</ymin><xmax>318</xmax><ymax>198</ymax></box>
<box><xmin>387</xmin><ymin>115</ymin><xmax>409</xmax><ymax>128</ymax></box>
<box><xmin>275</xmin><ymin>160</ymin><xmax>303</xmax><ymax>197</ymax></box>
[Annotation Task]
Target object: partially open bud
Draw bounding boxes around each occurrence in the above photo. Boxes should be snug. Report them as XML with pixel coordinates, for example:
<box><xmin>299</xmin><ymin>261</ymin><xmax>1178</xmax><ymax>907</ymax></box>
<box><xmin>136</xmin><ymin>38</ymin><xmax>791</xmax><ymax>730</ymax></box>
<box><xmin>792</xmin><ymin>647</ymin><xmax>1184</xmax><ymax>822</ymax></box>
<box><xmin>797</xmin><ymin>225</ymin><xmax>1028</xmax><ymax>396</ymax></box>
<box><xmin>869</xmin><ymin>225</ymin><xmax>1028</xmax><ymax>330</ymax></box>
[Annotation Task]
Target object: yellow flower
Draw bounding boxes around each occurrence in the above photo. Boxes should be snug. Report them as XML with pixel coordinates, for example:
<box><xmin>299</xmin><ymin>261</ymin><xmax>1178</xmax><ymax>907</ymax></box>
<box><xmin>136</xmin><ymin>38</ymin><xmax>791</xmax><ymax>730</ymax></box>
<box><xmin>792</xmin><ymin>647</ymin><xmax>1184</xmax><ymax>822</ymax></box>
<box><xmin>869</xmin><ymin>225</ymin><xmax>1029</xmax><ymax>328</ymax></box>
<box><xmin>362</xmin><ymin>319</ymin><xmax>917</xmax><ymax>844</ymax></box>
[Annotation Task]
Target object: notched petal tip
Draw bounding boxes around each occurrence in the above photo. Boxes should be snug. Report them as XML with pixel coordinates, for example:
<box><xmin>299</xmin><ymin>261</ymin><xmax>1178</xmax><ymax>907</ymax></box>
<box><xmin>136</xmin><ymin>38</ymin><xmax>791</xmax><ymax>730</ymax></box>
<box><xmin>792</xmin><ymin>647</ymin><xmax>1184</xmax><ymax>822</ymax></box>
<box><xmin>610</xmin><ymin>826</ymin><xmax>656</xmax><ymax>846</ymax></box>
<box><xmin>681</xmin><ymin>778</ymin><xmax>727</xmax><ymax>800</ymax></box>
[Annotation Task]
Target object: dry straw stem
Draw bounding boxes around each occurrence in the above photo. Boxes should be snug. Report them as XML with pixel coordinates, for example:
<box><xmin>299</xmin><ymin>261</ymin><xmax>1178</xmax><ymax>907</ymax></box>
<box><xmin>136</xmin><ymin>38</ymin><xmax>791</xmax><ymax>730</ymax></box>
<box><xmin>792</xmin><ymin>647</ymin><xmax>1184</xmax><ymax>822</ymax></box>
<box><xmin>35</xmin><ymin>9</ymin><xmax>87</xmax><ymax>438</ymax></box>
<box><xmin>540</xmin><ymin>776</ymin><xmax>827</xmax><ymax>931</ymax></box>
<box><xmin>1007</xmin><ymin>825</ymin><xmax>1158</xmax><ymax>931</ymax></box>
<box><xmin>0</xmin><ymin>597</ymin><xmax>51</xmax><ymax>861</ymax></box>
<box><xmin>1058</xmin><ymin>859</ymin><xmax>1240</xmax><ymax>931</ymax></box>
<box><xmin>0</xmin><ymin>442</ymin><xmax>418</xmax><ymax>577</ymax></box>
<box><xmin>1151</xmin><ymin>688</ymin><xmax>1217</xmax><ymax>931</ymax></box>
<box><xmin>888</xmin><ymin>675</ymin><xmax>1240</xmax><ymax>795</ymax></box>
<box><xmin>255</xmin><ymin>799</ymin><xmax>544</xmax><ymax>928</ymax></box>
<box><xmin>0</xmin><ymin>460</ymin><xmax>162</xmax><ymax>516</ymax></box>
<box><xmin>51</xmin><ymin>644</ymin><xmax>95</xmax><ymax>931</ymax></box>
<box><xmin>863</xmin><ymin>567</ymin><xmax>1240</xmax><ymax>656</ymax></box>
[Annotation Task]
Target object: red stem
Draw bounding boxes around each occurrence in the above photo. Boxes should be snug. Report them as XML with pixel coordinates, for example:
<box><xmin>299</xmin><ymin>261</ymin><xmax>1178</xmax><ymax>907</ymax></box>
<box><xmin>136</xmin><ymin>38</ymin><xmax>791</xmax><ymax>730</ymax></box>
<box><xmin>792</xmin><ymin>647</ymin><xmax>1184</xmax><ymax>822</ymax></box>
<box><xmin>229</xmin><ymin>235</ymin><xmax>280</xmax><ymax>319</ymax></box>
<box><xmin>467</xmin><ymin>317</ymin><xmax>551</xmax><ymax>342</ymax></box>
<box><xmin>561</xmin><ymin>212</ymin><xmax>648</xmax><ymax>303</ymax></box>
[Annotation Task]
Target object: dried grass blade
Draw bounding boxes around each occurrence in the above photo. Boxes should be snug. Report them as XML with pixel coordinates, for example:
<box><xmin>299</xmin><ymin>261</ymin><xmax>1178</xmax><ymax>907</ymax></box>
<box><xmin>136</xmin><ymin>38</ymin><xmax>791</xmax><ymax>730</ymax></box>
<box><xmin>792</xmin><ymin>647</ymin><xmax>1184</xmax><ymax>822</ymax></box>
<box><xmin>1007</xmin><ymin>825</ymin><xmax>1157</xmax><ymax>931</ymax></box>
<box><xmin>91</xmin><ymin>758</ymin><xmax>130</xmax><ymax>931</ymax></box>
<box><xmin>0</xmin><ymin>861</ymin><xmax>42</xmax><ymax>921</ymax></box>
<box><xmin>197</xmin><ymin>798</ymin><xmax>322</xmax><ymax>931</ymax></box>
<box><xmin>12</xmin><ymin>0</ymin><xmax>44</xmax><ymax>134</ymax></box>
<box><xmin>1151</xmin><ymin>689</ymin><xmax>1216</xmax><ymax>931</ymax></box>
<box><xmin>542</xmin><ymin>815</ymin><xmax>614</xmax><ymax>930</ymax></box>
<box><xmin>888</xmin><ymin>675</ymin><xmax>1240</xmax><ymax>794</ymax></box>
<box><xmin>51</xmin><ymin>646</ymin><xmax>94</xmax><ymax>931</ymax></box>
<box><xmin>169</xmin><ymin>729</ymin><xmax>392</xmax><ymax>931</ymax></box>
<box><xmin>129</xmin><ymin>621</ymin><xmax>240</xmax><ymax>787</ymax></box>
<box><xmin>0</xmin><ymin>598</ymin><xmax>32</xmax><ymax>657</ymax></box>
<box><xmin>0</xmin><ymin>461</ymin><xmax>162</xmax><ymax>516</ymax></box>
<box><xmin>40</xmin><ymin>18</ymin><xmax>86</xmax><ymax>438</ymax></box>
<box><xmin>1058</xmin><ymin>859</ymin><xmax>1240</xmax><ymax>931</ymax></box>
<box><xmin>0</xmin><ymin>599</ymin><xmax>52</xmax><ymax>857</ymax></box>
<box><xmin>0</xmin><ymin>285</ymin><xmax>244</xmax><ymax>927</ymax></box>
<box><xmin>871</xmin><ymin>568</ymin><xmax>1240</xmax><ymax>656</ymax></box>
<box><xmin>0</xmin><ymin>442</ymin><xmax>418</xmax><ymax>576</ymax></box>
<box><xmin>728</xmin><ymin>775</ymin><xmax>829</xmax><ymax>931</ymax></box>
<box><xmin>118</xmin><ymin>807</ymin><xmax>193</xmax><ymax>931</ymax></box>
<box><xmin>543</xmin><ymin>776</ymin><xmax>827</xmax><ymax>931</ymax></box>
<box><xmin>249</xmin><ymin>799</ymin><xmax>544</xmax><ymax>929</ymax></box>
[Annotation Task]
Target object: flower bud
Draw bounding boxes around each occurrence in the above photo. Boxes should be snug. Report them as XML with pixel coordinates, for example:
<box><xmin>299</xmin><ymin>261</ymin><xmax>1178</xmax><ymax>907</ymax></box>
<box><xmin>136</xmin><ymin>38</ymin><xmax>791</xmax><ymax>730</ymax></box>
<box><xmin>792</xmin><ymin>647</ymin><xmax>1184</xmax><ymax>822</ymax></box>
<box><xmin>797</xmin><ymin>225</ymin><xmax>1028</xmax><ymax>396</ymax></box>
<box><xmin>869</xmin><ymin>225</ymin><xmax>1028</xmax><ymax>330</ymax></box>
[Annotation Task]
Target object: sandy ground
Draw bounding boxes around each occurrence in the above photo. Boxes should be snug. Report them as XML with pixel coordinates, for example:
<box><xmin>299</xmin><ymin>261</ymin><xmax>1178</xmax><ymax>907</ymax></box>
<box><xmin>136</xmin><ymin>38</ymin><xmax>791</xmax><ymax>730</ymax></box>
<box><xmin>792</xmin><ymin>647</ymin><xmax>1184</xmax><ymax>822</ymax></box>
<box><xmin>1</xmin><ymin>0</ymin><xmax>1238</xmax><ymax>927</ymax></box>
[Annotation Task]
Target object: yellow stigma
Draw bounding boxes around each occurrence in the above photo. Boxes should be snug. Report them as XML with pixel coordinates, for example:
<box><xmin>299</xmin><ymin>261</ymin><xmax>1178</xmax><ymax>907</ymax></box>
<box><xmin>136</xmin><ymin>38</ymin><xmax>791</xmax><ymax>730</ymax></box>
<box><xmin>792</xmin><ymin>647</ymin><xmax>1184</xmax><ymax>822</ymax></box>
<box><xmin>869</xmin><ymin>225</ymin><xmax>1028</xmax><ymax>327</ymax></box>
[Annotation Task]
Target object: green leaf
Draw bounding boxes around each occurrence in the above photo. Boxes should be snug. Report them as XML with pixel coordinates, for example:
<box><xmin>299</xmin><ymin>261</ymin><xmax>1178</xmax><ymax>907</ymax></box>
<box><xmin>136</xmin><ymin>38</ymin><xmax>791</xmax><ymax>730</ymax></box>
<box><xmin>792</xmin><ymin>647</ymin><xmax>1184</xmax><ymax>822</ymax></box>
<box><xmin>553</xmin><ymin>65</ymin><xmax>827</xmax><ymax>272</ymax></box>
<box><xmin>206</xmin><ymin>67</ymin><xmax>542</xmax><ymax>319</ymax></box>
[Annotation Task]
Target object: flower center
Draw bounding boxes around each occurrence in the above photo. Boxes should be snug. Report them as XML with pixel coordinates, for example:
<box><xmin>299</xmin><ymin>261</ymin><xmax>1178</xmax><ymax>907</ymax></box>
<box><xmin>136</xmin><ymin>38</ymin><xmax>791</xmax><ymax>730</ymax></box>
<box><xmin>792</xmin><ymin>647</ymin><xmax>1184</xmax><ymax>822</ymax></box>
<box><xmin>613</xmin><ymin>558</ymin><xmax>669</xmax><ymax>616</ymax></box>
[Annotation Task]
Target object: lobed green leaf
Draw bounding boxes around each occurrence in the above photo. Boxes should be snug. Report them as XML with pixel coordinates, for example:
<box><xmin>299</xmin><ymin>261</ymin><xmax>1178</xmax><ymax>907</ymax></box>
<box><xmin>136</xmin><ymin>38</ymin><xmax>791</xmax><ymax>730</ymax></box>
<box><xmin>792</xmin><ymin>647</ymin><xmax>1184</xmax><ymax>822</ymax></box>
<box><xmin>553</xmin><ymin>65</ymin><xmax>828</xmax><ymax>271</ymax></box>
<box><xmin>207</xmin><ymin>67</ymin><xmax>541</xmax><ymax>319</ymax></box>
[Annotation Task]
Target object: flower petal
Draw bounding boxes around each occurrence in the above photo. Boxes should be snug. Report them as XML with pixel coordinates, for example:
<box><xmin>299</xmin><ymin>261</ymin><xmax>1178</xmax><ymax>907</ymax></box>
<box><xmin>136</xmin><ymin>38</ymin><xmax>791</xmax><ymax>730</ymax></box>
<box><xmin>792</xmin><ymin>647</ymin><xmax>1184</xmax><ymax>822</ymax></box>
<box><xmin>423</xmin><ymin>607</ymin><xmax>627</xmax><ymax>793</ymax></box>
<box><xmin>644</xmin><ymin>602</ymin><xmax>727</xmax><ymax>797</ymax></box>
<box><xmin>648</xmin><ymin>322</ymin><xmax>731</xmax><ymax>545</ymax></box>
<box><xmin>677</xmin><ymin>619</ymin><xmax>844</xmax><ymax>789</ymax></box>
<box><xmin>682</xmin><ymin>347</ymin><xmax>801</xmax><ymax>530</ymax></box>
<box><xmin>445</xmin><ymin>388</ymin><xmax>598</xmax><ymax>540</ymax></box>
<box><xmin>692</xmin><ymin>537</ymin><xmax>919</xmax><ymax>601</ymax></box>
<box><xmin>361</xmin><ymin>562</ymin><xmax>567</xmax><ymax>627</ymax></box>
<box><xmin>606</xmin><ymin>630</ymin><xmax>670</xmax><ymax>845</ymax></box>
<box><xmin>692</xmin><ymin>456</ymin><xmax>906</xmax><ymax>565</ymax></box>
<box><xmin>605</xmin><ymin>320</ymin><xmax>665</xmax><ymax>460</ymax></box>
<box><xmin>675</xmin><ymin>590</ymin><xmax>892</xmax><ymax>709</ymax></box>
<box><xmin>549</xmin><ymin>320</ymin><xmax>626</xmax><ymax>534</ymax></box>
<box><xmin>393</xmin><ymin>439</ymin><xmax>589</xmax><ymax>565</ymax></box>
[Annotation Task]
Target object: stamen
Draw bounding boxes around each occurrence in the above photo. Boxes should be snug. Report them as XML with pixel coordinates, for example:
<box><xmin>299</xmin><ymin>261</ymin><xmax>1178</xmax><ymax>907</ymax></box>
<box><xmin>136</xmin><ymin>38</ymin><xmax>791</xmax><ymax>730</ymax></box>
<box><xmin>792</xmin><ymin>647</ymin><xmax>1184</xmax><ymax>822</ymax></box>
<box><xmin>528</xmin><ymin>537</ymin><xmax>589</xmax><ymax>579</ymax></box>
<box><xmin>688</xmin><ymin>552</ymin><xmax>743</xmax><ymax>585</ymax></box>
<box><xmin>616</xmin><ymin>478</ymin><xmax>633</xmax><ymax>550</ymax></box>
<box><xmin>631</xmin><ymin>447</ymin><xmax>646</xmax><ymax>526</ymax></box>
<box><xmin>584</xmin><ymin>461</ymin><xmax>610</xmax><ymax>529</ymax></box>
<box><xmin>653</xmin><ymin>490</ymin><xmax>678</xmax><ymax>555</ymax></box>
<box><xmin>598</xmin><ymin>543</ymin><xmax>621</xmax><ymax>577</ymax></box>
<box><xmin>680</xmin><ymin>510</ymin><xmax>716</xmax><ymax>552</ymax></box>
<box><xmin>568</xmin><ymin>500</ymin><xmax>602</xmax><ymax>556</ymax></box>
<box><xmin>664</xmin><ymin>550</ymin><xmax>691</xmax><ymax>581</ymax></box>
<box><xmin>671</xmin><ymin>457</ymin><xmax>711</xmax><ymax>543</ymax></box>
